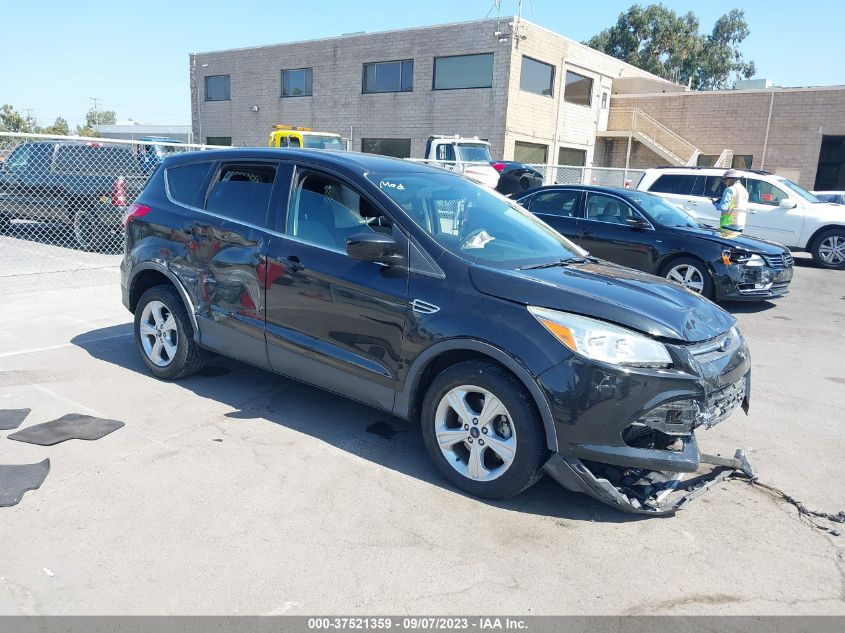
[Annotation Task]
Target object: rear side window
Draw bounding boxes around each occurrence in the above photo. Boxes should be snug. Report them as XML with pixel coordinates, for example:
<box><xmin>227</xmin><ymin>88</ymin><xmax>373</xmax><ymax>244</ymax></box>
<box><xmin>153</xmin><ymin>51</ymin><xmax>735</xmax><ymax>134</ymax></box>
<box><xmin>54</xmin><ymin>146</ymin><xmax>143</xmax><ymax>176</ymax></box>
<box><xmin>528</xmin><ymin>190</ymin><xmax>581</xmax><ymax>217</ymax></box>
<box><xmin>649</xmin><ymin>174</ymin><xmax>695</xmax><ymax>195</ymax></box>
<box><xmin>205</xmin><ymin>163</ymin><xmax>277</xmax><ymax>227</ymax></box>
<box><xmin>167</xmin><ymin>163</ymin><xmax>214</xmax><ymax>208</ymax></box>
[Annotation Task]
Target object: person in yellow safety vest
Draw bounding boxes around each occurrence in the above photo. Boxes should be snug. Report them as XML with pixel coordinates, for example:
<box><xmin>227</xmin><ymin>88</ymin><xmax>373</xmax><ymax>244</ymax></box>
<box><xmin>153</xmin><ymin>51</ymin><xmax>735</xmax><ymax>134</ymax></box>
<box><xmin>716</xmin><ymin>169</ymin><xmax>749</xmax><ymax>231</ymax></box>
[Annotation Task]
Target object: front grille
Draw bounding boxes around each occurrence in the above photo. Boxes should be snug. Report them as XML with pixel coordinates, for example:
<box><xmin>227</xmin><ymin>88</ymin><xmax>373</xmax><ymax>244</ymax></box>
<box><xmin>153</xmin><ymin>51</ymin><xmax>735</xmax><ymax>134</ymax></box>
<box><xmin>762</xmin><ymin>253</ymin><xmax>794</xmax><ymax>269</ymax></box>
<box><xmin>698</xmin><ymin>378</ymin><xmax>746</xmax><ymax>429</ymax></box>
<box><xmin>687</xmin><ymin>329</ymin><xmax>741</xmax><ymax>362</ymax></box>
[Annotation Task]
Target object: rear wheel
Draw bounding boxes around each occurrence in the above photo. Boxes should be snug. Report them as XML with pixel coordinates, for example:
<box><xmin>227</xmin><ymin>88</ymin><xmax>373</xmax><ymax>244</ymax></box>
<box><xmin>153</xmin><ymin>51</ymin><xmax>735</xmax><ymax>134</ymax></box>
<box><xmin>73</xmin><ymin>208</ymin><xmax>106</xmax><ymax>251</ymax></box>
<box><xmin>811</xmin><ymin>229</ymin><xmax>845</xmax><ymax>269</ymax></box>
<box><xmin>134</xmin><ymin>285</ymin><xmax>205</xmax><ymax>380</ymax></box>
<box><xmin>661</xmin><ymin>256</ymin><xmax>715</xmax><ymax>299</ymax></box>
<box><xmin>421</xmin><ymin>360</ymin><xmax>547</xmax><ymax>499</ymax></box>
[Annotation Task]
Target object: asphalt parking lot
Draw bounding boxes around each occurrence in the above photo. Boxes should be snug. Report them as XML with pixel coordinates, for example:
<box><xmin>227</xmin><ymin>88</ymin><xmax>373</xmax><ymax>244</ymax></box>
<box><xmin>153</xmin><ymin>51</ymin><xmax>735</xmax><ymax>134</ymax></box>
<box><xmin>0</xmin><ymin>253</ymin><xmax>843</xmax><ymax>615</ymax></box>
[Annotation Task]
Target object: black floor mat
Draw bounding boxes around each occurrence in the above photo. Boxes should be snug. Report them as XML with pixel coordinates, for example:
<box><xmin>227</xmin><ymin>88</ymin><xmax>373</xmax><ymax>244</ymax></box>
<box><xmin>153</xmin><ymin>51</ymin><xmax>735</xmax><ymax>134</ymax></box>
<box><xmin>0</xmin><ymin>459</ymin><xmax>50</xmax><ymax>507</ymax></box>
<box><xmin>0</xmin><ymin>408</ymin><xmax>31</xmax><ymax>431</ymax></box>
<box><xmin>8</xmin><ymin>413</ymin><xmax>124</xmax><ymax>446</ymax></box>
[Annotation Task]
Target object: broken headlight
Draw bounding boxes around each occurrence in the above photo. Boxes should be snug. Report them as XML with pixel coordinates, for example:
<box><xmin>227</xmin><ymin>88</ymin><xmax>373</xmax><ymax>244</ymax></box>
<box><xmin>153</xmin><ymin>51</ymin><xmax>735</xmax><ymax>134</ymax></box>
<box><xmin>721</xmin><ymin>250</ymin><xmax>765</xmax><ymax>266</ymax></box>
<box><xmin>528</xmin><ymin>307</ymin><xmax>672</xmax><ymax>368</ymax></box>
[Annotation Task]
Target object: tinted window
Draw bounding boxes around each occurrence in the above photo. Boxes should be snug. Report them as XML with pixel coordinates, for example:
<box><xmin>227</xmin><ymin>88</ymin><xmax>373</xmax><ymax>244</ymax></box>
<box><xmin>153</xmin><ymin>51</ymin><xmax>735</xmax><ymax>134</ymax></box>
<box><xmin>564</xmin><ymin>71</ymin><xmax>592</xmax><ymax>106</ymax></box>
<box><xmin>732</xmin><ymin>155</ymin><xmax>753</xmax><ymax>169</ymax></box>
<box><xmin>205</xmin><ymin>164</ymin><xmax>276</xmax><ymax>227</ymax></box>
<box><xmin>528</xmin><ymin>190</ymin><xmax>580</xmax><ymax>217</ymax></box>
<box><xmin>361</xmin><ymin>138</ymin><xmax>412</xmax><ymax>158</ymax></box>
<box><xmin>166</xmin><ymin>163</ymin><xmax>214</xmax><ymax>208</ymax></box>
<box><xmin>371</xmin><ymin>172</ymin><xmax>585</xmax><ymax>269</ymax></box>
<box><xmin>363</xmin><ymin>60</ymin><xmax>413</xmax><ymax>93</ymax></box>
<box><xmin>747</xmin><ymin>178</ymin><xmax>787</xmax><ymax>206</ymax></box>
<box><xmin>520</xmin><ymin>56</ymin><xmax>554</xmax><ymax>96</ymax></box>
<box><xmin>288</xmin><ymin>171</ymin><xmax>390</xmax><ymax>251</ymax></box>
<box><xmin>701</xmin><ymin>176</ymin><xmax>726</xmax><ymax>199</ymax></box>
<box><xmin>514</xmin><ymin>142</ymin><xmax>547</xmax><ymax>164</ymax></box>
<box><xmin>54</xmin><ymin>146</ymin><xmax>143</xmax><ymax>176</ymax></box>
<box><xmin>649</xmin><ymin>174</ymin><xmax>696</xmax><ymax>195</ymax></box>
<box><xmin>585</xmin><ymin>193</ymin><xmax>634</xmax><ymax>225</ymax></box>
<box><xmin>205</xmin><ymin>75</ymin><xmax>230</xmax><ymax>101</ymax></box>
<box><xmin>281</xmin><ymin>68</ymin><xmax>313</xmax><ymax>97</ymax></box>
<box><xmin>433</xmin><ymin>54</ymin><xmax>494</xmax><ymax>90</ymax></box>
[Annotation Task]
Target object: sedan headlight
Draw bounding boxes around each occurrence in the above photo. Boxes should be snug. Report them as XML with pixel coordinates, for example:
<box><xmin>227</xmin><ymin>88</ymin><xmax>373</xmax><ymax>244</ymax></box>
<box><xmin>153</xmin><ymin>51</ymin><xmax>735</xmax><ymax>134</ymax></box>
<box><xmin>721</xmin><ymin>250</ymin><xmax>765</xmax><ymax>267</ymax></box>
<box><xmin>528</xmin><ymin>307</ymin><xmax>672</xmax><ymax>368</ymax></box>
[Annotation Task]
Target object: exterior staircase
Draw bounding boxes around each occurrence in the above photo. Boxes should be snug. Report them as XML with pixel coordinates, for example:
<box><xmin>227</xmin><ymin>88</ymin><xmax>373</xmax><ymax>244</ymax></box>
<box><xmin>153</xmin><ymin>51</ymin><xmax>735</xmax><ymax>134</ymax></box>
<box><xmin>598</xmin><ymin>107</ymin><xmax>705</xmax><ymax>166</ymax></box>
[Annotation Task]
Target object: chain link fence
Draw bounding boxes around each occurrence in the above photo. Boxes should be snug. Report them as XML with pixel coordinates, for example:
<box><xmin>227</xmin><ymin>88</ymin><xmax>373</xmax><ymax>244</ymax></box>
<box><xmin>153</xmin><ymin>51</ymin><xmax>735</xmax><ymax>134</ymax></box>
<box><xmin>528</xmin><ymin>164</ymin><xmax>646</xmax><ymax>189</ymax></box>
<box><xmin>0</xmin><ymin>132</ymin><xmax>220</xmax><ymax>295</ymax></box>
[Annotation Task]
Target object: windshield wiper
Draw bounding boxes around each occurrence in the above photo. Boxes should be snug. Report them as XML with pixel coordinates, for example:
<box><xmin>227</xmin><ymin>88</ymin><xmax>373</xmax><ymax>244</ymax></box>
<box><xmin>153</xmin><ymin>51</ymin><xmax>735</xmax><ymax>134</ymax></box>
<box><xmin>519</xmin><ymin>256</ymin><xmax>595</xmax><ymax>270</ymax></box>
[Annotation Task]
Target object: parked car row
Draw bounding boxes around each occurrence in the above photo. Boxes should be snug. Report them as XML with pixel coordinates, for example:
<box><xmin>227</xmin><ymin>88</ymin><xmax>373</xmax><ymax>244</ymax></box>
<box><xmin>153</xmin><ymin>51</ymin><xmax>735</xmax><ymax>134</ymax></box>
<box><xmin>121</xmin><ymin>148</ymin><xmax>755</xmax><ymax>514</ymax></box>
<box><xmin>636</xmin><ymin>167</ymin><xmax>845</xmax><ymax>269</ymax></box>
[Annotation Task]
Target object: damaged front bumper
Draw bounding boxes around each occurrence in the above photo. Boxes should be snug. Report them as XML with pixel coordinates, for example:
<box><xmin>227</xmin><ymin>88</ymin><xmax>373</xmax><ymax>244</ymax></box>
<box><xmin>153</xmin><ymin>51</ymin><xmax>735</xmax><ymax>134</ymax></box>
<box><xmin>538</xmin><ymin>331</ymin><xmax>753</xmax><ymax>514</ymax></box>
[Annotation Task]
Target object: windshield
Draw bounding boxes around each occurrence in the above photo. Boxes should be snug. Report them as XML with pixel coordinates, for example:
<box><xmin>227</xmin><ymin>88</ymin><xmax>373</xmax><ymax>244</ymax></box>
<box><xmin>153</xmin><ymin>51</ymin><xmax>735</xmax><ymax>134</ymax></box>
<box><xmin>624</xmin><ymin>192</ymin><xmax>700</xmax><ymax>228</ymax></box>
<box><xmin>457</xmin><ymin>144</ymin><xmax>492</xmax><ymax>163</ymax></box>
<box><xmin>303</xmin><ymin>134</ymin><xmax>344</xmax><ymax>150</ymax></box>
<box><xmin>370</xmin><ymin>172</ymin><xmax>585</xmax><ymax>269</ymax></box>
<box><xmin>777</xmin><ymin>177</ymin><xmax>820</xmax><ymax>203</ymax></box>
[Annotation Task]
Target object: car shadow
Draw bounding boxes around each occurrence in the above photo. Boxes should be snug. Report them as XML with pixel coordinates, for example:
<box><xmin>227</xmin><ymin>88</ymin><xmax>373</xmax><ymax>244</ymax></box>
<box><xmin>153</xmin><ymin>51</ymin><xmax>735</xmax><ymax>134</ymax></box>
<box><xmin>721</xmin><ymin>300</ymin><xmax>778</xmax><ymax>314</ymax></box>
<box><xmin>0</xmin><ymin>220</ymin><xmax>122</xmax><ymax>255</ymax></box>
<box><xmin>71</xmin><ymin>324</ymin><xmax>649</xmax><ymax>525</ymax></box>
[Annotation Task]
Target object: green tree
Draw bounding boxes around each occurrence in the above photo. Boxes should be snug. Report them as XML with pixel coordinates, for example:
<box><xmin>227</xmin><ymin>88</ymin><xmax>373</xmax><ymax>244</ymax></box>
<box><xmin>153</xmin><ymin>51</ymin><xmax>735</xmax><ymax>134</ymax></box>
<box><xmin>42</xmin><ymin>116</ymin><xmax>69</xmax><ymax>136</ymax></box>
<box><xmin>586</xmin><ymin>4</ymin><xmax>756</xmax><ymax>90</ymax></box>
<box><xmin>0</xmin><ymin>104</ymin><xmax>37</xmax><ymax>133</ymax></box>
<box><xmin>84</xmin><ymin>107</ymin><xmax>116</xmax><ymax>129</ymax></box>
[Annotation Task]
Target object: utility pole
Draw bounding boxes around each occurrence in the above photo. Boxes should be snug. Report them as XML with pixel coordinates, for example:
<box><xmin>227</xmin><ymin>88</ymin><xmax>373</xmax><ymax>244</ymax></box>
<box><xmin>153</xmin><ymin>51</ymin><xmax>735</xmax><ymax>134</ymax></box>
<box><xmin>89</xmin><ymin>97</ymin><xmax>101</xmax><ymax>132</ymax></box>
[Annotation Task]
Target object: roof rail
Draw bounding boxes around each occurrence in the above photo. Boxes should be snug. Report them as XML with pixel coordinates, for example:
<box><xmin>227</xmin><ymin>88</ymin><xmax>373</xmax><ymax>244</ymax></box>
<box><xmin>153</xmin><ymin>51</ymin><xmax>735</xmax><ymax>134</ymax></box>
<box><xmin>649</xmin><ymin>165</ymin><xmax>773</xmax><ymax>175</ymax></box>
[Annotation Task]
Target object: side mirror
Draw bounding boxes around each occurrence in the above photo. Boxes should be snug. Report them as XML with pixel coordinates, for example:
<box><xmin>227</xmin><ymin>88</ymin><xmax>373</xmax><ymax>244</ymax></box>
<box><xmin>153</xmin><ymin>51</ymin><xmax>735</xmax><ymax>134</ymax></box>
<box><xmin>626</xmin><ymin>217</ymin><xmax>649</xmax><ymax>229</ymax></box>
<box><xmin>779</xmin><ymin>199</ymin><xmax>797</xmax><ymax>209</ymax></box>
<box><xmin>346</xmin><ymin>232</ymin><xmax>399</xmax><ymax>263</ymax></box>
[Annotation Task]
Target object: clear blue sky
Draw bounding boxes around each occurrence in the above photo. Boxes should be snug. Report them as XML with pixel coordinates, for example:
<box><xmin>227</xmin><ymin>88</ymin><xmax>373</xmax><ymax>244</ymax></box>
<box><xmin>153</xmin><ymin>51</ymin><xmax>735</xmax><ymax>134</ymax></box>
<box><xmin>2</xmin><ymin>0</ymin><xmax>842</xmax><ymax>128</ymax></box>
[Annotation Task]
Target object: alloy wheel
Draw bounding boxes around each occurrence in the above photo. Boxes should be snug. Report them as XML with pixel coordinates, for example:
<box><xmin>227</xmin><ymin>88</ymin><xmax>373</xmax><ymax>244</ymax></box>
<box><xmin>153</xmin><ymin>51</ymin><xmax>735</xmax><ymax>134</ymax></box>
<box><xmin>434</xmin><ymin>385</ymin><xmax>517</xmax><ymax>482</ymax></box>
<box><xmin>666</xmin><ymin>264</ymin><xmax>705</xmax><ymax>294</ymax></box>
<box><xmin>818</xmin><ymin>235</ymin><xmax>845</xmax><ymax>265</ymax></box>
<box><xmin>139</xmin><ymin>300</ymin><xmax>178</xmax><ymax>367</ymax></box>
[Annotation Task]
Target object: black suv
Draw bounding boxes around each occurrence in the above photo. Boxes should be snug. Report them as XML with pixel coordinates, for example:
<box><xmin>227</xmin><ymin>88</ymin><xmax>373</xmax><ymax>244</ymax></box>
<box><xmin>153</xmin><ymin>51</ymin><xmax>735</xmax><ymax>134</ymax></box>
<box><xmin>122</xmin><ymin>149</ymin><xmax>752</xmax><ymax>514</ymax></box>
<box><xmin>0</xmin><ymin>141</ymin><xmax>147</xmax><ymax>250</ymax></box>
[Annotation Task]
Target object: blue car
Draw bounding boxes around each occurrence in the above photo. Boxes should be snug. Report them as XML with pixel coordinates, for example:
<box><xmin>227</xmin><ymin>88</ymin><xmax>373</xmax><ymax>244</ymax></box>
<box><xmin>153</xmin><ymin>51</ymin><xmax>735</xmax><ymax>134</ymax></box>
<box><xmin>138</xmin><ymin>137</ymin><xmax>184</xmax><ymax>172</ymax></box>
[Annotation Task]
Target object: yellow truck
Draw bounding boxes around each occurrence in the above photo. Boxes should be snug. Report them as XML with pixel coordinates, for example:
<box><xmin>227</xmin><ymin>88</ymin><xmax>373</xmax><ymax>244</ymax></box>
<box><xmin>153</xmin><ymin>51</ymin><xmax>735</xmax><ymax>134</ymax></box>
<box><xmin>268</xmin><ymin>125</ymin><xmax>344</xmax><ymax>150</ymax></box>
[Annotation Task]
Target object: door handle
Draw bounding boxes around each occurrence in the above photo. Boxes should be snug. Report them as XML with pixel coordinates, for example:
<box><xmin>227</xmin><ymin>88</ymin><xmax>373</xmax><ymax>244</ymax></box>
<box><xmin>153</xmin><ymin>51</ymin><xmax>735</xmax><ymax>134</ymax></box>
<box><xmin>273</xmin><ymin>255</ymin><xmax>305</xmax><ymax>272</ymax></box>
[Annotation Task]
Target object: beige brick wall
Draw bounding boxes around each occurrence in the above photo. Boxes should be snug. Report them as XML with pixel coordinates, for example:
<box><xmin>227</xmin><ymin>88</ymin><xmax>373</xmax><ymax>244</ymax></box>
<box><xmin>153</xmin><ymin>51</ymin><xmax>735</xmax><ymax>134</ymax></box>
<box><xmin>191</xmin><ymin>20</ymin><xmax>512</xmax><ymax>158</ymax></box>
<box><xmin>607</xmin><ymin>87</ymin><xmax>845</xmax><ymax>188</ymax></box>
<box><xmin>190</xmin><ymin>18</ymin><xmax>670</xmax><ymax>162</ymax></box>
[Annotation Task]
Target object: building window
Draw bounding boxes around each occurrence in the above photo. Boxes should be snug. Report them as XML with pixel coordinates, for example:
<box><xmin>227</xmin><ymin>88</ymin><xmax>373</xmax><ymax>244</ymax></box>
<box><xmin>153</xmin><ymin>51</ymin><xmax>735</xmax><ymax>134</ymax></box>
<box><xmin>564</xmin><ymin>71</ymin><xmax>592</xmax><ymax>107</ymax></box>
<box><xmin>433</xmin><ymin>53</ymin><xmax>494</xmax><ymax>90</ymax></box>
<box><xmin>205</xmin><ymin>75</ymin><xmax>230</xmax><ymax>101</ymax></box>
<box><xmin>363</xmin><ymin>60</ymin><xmax>413</xmax><ymax>93</ymax></box>
<box><xmin>206</xmin><ymin>136</ymin><xmax>232</xmax><ymax>146</ymax></box>
<box><xmin>697</xmin><ymin>154</ymin><xmax>718</xmax><ymax>167</ymax></box>
<box><xmin>732</xmin><ymin>155</ymin><xmax>753</xmax><ymax>169</ymax></box>
<box><xmin>514</xmin><ymin>141</ymin><xmax>548</xmax><ymax>165</ymax></box>
<box><xmin>361</xmin><ymin>138</ymin><xmax>412</xmax><ymax>158</ymax></box>
<box><xmin>520</xmin><ymin>56</ymin><xmax>555</xmax><ymax>96</ymax></box>
<box><xmin>281</xmin><ymin>68</ymin><xmax>313</xmax><ymax>97</ymax></box>
<box><xmin>557</xmin><ymin>147</ymin><xmax>586</xmax><ymax>166</ymax></box>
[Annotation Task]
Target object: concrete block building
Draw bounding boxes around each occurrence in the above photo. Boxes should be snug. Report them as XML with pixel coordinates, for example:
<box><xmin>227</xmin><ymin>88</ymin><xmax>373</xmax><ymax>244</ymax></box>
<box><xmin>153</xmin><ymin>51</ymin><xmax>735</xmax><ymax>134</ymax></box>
<box><xmin>190</xmin><ymin>17</ymin><xmax>845</xmax><ymax>190</ymax></box>
<box><xmin>189</xmin><ymin>17</ymin><xmax>673</xmax><ymax>166</ymax></box>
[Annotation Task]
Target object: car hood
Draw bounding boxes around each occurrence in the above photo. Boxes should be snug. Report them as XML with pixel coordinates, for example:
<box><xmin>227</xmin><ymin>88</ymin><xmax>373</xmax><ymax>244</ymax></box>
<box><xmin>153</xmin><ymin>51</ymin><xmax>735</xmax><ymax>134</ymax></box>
<box><xmin>669</xmin><ymin>224</ymin><xmax>788</xmax><ymax>253</ymax></box>
<box><xmin>469</xmin><ymin>261</ymin><xmax>736</xmax><ymax>343</ymax></box>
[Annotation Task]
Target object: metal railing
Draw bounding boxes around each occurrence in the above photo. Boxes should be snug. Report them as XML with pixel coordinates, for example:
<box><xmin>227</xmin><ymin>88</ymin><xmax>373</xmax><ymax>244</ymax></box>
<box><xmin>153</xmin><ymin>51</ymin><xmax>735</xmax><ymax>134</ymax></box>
<box><xmin>0</xmin><ymin>132</ymin><xmax>223</xmax><ymax>295</ymax></box>
<box><xmin>606</xmin><ymin>107</ymin><xmax>700</xmax><ymax>166</ymax></box>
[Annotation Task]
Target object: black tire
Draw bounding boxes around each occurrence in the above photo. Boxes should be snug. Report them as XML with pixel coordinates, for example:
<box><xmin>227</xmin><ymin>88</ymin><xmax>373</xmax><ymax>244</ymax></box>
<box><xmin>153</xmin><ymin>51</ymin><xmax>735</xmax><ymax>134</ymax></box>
<box><xmin>134</xmin><ymin>285</ymin><xmax>205</xmax><ymax>380</ymax></box>
<box><xmin>660</xmin><ymin>256</ymin><xmax>715</xmax><ymax>300</ymax></box>
<box><xmin>810</xmin><ymin>228</ymin><xmax>845</xmax><ymax>269</ymax></box>
<box><xmin>72</xmin><ymin>208</ymin><xmax>106</xmax><ymax>252</ymax></box>
<box><xmin>421</xmin><ymin>360</ymin><xmax>547</xmax><ymax>500</ymax></box>
<box><xmin>519</xmin><ymin>175</ymin><xmax>532</xmax><ymax>191</ymax></box>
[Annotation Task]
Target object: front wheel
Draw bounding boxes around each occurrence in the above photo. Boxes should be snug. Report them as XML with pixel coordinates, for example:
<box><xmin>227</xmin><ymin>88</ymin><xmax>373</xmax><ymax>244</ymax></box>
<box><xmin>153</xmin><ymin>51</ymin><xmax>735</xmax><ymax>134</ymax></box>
<box><xmin>661</xmin><ymin>256</ymin><xmax>715</xmax><ymax>300</ymax></box>
<box><xmin>134</xmin><ymin>285</ymin><xmax>205</xmax><ymax>380</ymax></box>
<box><xmin>421</xmin><ymin>361</ymin><xmax>547</xmax><ymax>499</ymax></box>
<box><xmin>811</xmin><ymin>229</ymin><xmax>845</xmax><ymax>269</ymax></box>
